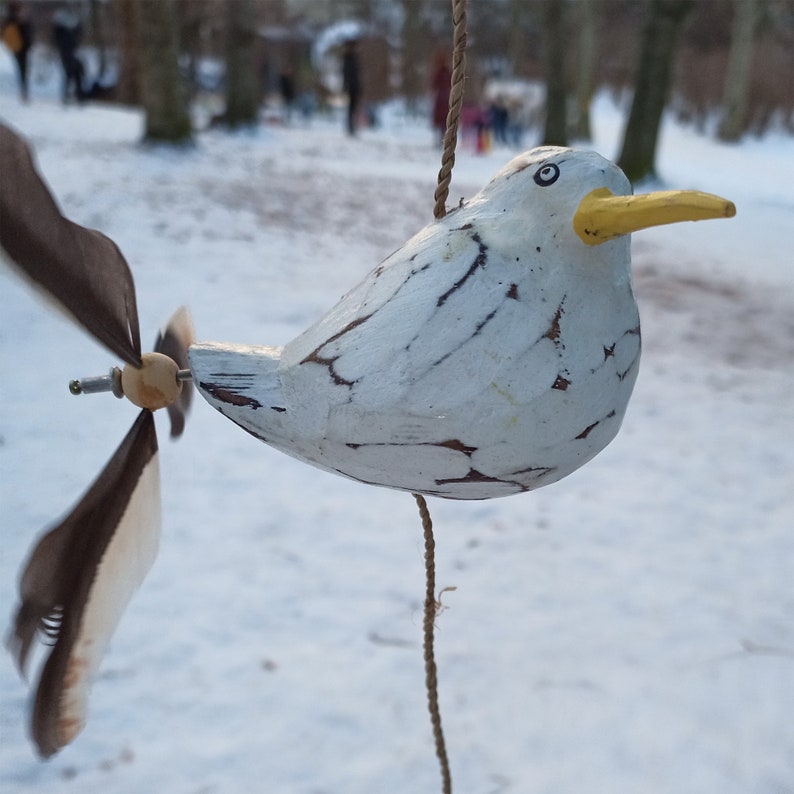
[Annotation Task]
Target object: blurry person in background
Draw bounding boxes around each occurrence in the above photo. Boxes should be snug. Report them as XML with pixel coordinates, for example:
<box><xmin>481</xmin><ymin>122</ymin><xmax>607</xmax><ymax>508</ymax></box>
<box><xmin>52</xmin><ymin>3</ymin><xmax>84</xmax><ymax>103</ymax></box>
<box><xmin>279</xmin><ymin>68</ymin><xmax>296</xmax><ymax>124</ymax></box>
<box><xmin>489</xmin><ymin>95</ymin><xmax>509</xmax><ymax>146</ymax></box>
<box><xmin>342</xmin><ymin>38</ymin><xmax>361</xmax><ymax>136</ymax></box>
<box><xmin>1</xmin><ymin>1</ymin><xmax>34</xmax><ymax>102</ymax></box>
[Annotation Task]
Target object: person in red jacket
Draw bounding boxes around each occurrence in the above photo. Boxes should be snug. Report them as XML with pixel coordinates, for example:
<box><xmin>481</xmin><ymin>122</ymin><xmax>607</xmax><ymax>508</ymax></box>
<box><xmin>430</xmin><ymin>49</ymin><xmax>451</xmax><ymax>146</ymax></box>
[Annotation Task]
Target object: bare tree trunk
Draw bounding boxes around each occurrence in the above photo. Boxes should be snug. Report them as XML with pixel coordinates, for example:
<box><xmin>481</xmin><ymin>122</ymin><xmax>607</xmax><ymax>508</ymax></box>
<box><xmin>618</xmin><ymin>0</ymin><xmax>694</xmax><ymax>183</ymax></box>
<box><xmin>718</xmin><ymin>0</ymin><xmax>758</xmax><ymax>142</ymax></box>
<box><xmin>178</xmin><ymin>0</ymin><xmax>207</xmax><ymax>102</ymax></box>
<box><xmin>138</xmin><ymin>0</ymin><xmax>192</xmax><ymax>143</ymax></box>
<box><xmin>225</xmin><ymin>0</ymin><xmax>259</xmax><ymax>128</ymax></box>
<box><xmin>540</xmin><ymin>0</ymin><xmax>567</xmax><ymax>146</ymax></box>
<box><xmin>401</xmin><ymin>0</ymin><xmax>426</xmax><ymax>112</ymax></box>
<box><xmin>572</xmin><ymin>0</ymin><xmax>597</xmax><ymax>141</ymax></box>
<box><xmin>89</xmin><ymin>0</ymin><xmax>107</xmax><ymax>79</ymax></box>
<box><xmin>115</xmin><ymin>0</ymin><xmax>142</xmax><ymax>105</ymax></box>
<box><xmin>506</xmin><ymin>0</ymin><xmax>525</xmax><ymax>76</ymax></box>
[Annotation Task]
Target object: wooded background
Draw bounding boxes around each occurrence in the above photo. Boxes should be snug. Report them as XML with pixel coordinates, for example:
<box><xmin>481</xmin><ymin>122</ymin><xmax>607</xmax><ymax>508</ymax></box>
<box><xmin>16</xmin><ymin>0</ymin><xmax>794</xmax><ymax>180</ymax></box>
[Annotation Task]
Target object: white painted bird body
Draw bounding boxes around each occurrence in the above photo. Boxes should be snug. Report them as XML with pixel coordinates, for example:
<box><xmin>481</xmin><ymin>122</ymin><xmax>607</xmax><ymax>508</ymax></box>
<box><xmin>189</xmin><ymin>147</ymin><xmax>642</xmax><ymax>499</ymax></box>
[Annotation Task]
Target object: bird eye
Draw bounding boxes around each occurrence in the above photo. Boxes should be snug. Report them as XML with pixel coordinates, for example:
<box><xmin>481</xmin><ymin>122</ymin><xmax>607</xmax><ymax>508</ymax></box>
<box><xmin>533</xmin><ymin>163</ymin><xmax>560</xmax><ymax>187</ymax></box>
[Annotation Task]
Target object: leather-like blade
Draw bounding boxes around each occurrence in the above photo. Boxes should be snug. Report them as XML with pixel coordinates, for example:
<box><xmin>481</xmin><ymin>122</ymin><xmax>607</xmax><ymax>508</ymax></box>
<box><xmin>7</xmin><ymin>411</ymin><xmax>160</xmax><ymax>758</ymax></box>
<box><xmin>0</xmin><ymin>123</ymin><xmax>141</xmax><ymax>365</ymax></box>
<box><xmin>154</xmin><ymin>306</ymin><xmax>195</xmax><ymax>438</ymax></box>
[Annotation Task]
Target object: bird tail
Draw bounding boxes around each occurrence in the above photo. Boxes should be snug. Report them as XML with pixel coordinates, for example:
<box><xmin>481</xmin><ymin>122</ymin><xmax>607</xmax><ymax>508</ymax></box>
<box><xmin>189</xmin><ymin>341</ymin><xmax>286</xmax><ymax>425</ymax></box>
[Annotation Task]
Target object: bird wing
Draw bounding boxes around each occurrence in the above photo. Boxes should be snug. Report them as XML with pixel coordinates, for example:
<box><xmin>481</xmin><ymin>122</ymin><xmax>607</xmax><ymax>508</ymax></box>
<box><xmin>280</xmin><ymin>208</ymin><xmax>562</xmax><ymax>420</ymax></box>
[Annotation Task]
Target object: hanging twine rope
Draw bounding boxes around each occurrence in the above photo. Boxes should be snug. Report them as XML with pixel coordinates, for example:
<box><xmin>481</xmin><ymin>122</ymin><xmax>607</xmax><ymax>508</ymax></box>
<box><xmin>433</xmin><ymin>0</ymin><xmax>469</xmax><ymax>221</ymax></box>
<box><xmin>417</xmin><ymin>4</ymin><xmax>467</xmax><ymax>791</ymax></box>
<box><xmin>414</xmin><ymin>493</ymin><xmax>452</xmax><ymax>794</ymax></box>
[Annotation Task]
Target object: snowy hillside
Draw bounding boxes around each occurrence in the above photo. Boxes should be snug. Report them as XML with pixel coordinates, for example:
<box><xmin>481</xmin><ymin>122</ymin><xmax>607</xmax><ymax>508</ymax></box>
<box><xmin>1</xmin><ymin>50</ymin><xmax>793</xmax><ymax>794</ymax></box>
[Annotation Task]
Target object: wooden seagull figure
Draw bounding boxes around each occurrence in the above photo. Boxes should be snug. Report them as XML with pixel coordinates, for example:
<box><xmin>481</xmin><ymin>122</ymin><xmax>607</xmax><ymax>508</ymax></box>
<box><xmin>190</xmin><ymin>146</ymin><xmax>735</xmax><ymax>500</ymax></box>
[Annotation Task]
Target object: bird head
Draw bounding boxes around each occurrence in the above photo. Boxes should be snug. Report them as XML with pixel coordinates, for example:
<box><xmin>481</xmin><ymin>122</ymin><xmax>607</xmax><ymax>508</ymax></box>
<box><xmin>478</xmin><ymin>146</ymin><xmax>735</xmax><ymax>260</ymax></box>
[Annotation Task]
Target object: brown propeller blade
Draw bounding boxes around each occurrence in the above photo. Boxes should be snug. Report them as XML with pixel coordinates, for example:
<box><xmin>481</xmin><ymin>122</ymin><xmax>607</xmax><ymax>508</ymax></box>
<box><xmin>7</xmin><ymin>411</ymin><xmax>160</xmax><ymax>758</ymax></box>
<box><xmin>154</xmin><ymin>306</ymin><xmax>195</xmax><ymax>438</ymax></box>
<box><xmin>0</xmin><ymin>123</ymin><xmax>141</xmax><ymax>366</ymax></box>
<box><xmin>2</xmin><ymin>124</ymin><xmax>195</xmax><ymax>761</ymax></box>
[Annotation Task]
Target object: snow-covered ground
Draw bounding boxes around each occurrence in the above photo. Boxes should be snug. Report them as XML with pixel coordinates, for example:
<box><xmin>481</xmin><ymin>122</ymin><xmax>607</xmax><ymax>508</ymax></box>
<box><xmin>1</xmin><ymin>50</ymin><xmax>793</xmax><ymax>794</ymax></box>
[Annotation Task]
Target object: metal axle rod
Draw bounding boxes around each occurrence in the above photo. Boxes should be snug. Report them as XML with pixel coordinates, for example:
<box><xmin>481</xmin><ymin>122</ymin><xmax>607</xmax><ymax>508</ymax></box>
<box><xmin>69</xmin><ymin>367</ymin><xmax>192</xmax><ymax>397</ymax></box>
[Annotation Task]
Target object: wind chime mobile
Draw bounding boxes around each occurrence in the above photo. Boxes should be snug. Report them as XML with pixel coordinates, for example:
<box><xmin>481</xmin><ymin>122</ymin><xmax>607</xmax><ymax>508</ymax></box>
<box><xmin>0</xmin><ymin>120</ymin><xmax>734</xmax><ymax>763</ymax></box>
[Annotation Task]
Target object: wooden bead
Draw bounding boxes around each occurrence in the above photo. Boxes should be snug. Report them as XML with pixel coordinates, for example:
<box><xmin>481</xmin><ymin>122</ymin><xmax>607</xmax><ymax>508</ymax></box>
<box><xmin>121</xmin><ymin>352</ymin><xmax>182</xmax><ymax>410</ymax></box>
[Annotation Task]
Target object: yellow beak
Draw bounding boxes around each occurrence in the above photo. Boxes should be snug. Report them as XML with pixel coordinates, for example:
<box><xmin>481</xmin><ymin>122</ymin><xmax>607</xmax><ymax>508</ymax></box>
<box><xmin>573</xmin><ymin>188</ymin><xmax>736</xmax><ymax>246</ymax></box>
